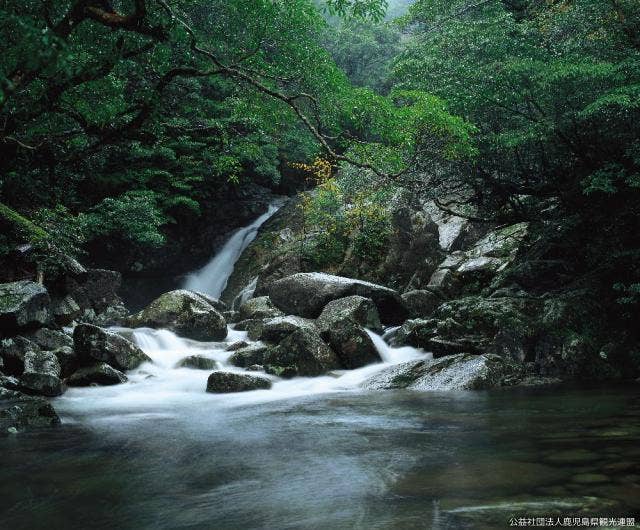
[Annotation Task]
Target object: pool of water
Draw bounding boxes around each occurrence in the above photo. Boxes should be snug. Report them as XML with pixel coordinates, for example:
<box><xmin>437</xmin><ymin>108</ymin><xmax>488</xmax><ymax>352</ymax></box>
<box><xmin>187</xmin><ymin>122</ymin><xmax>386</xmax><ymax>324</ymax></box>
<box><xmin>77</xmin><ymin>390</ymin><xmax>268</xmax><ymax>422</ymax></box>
<box><xmin>1</xmin><ymin>382</ymin><xmax>639</xmax><ymax>529</ymax></box>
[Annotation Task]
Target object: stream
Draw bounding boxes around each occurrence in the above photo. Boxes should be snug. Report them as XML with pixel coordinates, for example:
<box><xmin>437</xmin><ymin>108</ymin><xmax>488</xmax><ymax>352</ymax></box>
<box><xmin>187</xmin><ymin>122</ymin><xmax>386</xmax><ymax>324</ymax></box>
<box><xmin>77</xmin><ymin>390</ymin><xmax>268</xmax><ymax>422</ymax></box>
<box><xmin>1</xmin><ymin>206</ymin><xmax>639</xmax><ymax>530</ymax></box>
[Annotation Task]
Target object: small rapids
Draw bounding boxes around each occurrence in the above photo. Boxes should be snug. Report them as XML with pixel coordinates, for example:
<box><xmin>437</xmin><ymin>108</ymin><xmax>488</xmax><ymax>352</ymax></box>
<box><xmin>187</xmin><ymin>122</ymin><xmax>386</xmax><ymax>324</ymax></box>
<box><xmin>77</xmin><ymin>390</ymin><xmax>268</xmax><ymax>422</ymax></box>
<box><xmin>55</xmin><ymin>325</ymin><xmax>429</xmax><ymax>425</ymax></box>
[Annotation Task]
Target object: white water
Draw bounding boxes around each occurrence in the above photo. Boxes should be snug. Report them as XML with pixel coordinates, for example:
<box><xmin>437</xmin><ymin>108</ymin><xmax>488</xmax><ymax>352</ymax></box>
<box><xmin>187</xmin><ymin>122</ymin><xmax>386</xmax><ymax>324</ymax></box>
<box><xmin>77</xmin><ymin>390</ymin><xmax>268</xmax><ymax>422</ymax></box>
<box><xmin>56</xmin><ymin>325</ymin><xmax>428</xmax><ymax>424</ymax></box>
<box><xmin>182</xmin><ymin>203</ymin><xmax>281</xmax><ymax>298</ymax></box>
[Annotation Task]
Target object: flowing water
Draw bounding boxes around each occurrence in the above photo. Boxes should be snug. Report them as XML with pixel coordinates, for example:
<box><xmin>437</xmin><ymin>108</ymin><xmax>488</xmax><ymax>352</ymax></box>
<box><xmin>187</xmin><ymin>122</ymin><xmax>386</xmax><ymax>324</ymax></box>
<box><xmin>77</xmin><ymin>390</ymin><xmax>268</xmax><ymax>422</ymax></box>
<box><xmin>182</xmin><ymin>203</ymin><xmax>281</xmax><ymax>298</ymax></box>
<box><xmin>1</xmin><ymin>208</ymin><xmax>639</xmax><ymax>530</ymax></box>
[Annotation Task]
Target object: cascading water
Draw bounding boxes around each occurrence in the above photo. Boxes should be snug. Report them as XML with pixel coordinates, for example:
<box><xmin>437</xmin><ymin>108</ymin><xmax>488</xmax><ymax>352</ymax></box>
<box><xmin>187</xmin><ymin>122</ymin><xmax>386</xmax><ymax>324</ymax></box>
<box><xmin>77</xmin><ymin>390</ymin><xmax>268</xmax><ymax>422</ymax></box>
<box><xmin>182</xmin><ymin>202</ymin><xmax>281</xmax><ymax>298</ymax></box>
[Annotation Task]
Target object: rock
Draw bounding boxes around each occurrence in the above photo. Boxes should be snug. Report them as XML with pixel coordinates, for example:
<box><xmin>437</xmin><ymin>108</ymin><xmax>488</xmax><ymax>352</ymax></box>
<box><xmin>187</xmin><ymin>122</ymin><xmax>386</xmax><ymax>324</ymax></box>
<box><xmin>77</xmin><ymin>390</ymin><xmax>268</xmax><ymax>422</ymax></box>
<box><xmin>51</xmin><ymin>295</ymin><xmax>81</xmax><ymax>326</ymax></box>
<box><xmin>64</xmin><ymin>268</ymin><xmax>122</xmax><ymax>314</ymax></box>
<box><xmin>363</xmin><ymin>353</ymin><xmax>520</xmax><ymax>391</ymax></box>
<box><xmin>73</xmin><ymin>323</ymin><xmax>151</xmax><ymax>371</ymax></box>
<box><xmin>320</xmin><ymin>319</ymin><xmax>381</xmax><ymax>369</ymax></box>
<box><xmin>67</xmin><ymin>363</ymin><xmax>128</xmax><ymax>386</ymax></box>
<box><xmin>256</xmin><ymin>316</ymin><xmax>316</xmax><ymax>343</ymax></box>
<box><xmin>0</xmin><ymin>374</ymin><xmax>20</xmax><ymax>391</ymax></box>
<box><xmin>391</xmin><ymin>319</ymin><xmax>437</xmax><ymax>349</ymax></box>
<box><xmin>51</xmin><ymin>346</ymin><xmax>79</xmax><ymax>377</ymax></box>
<box><xmin>176</xmin><ymin>355</ymin><xmax>218</xmax><ymax>370</ymax></box>
<box><xmin>0</xmin><ymin>281</ymin><xmax>51</xmax><ymax>334</ymax></box>
<box><xmin>128</xmin><ymin>289</ymin><xmax>227</xmax><ymax>341</ymax></box>
<box><xmin>266</xmin><ymin>273</ymin><xmax>407</xmax><ymax>324</ymax></box>
<box><xmin>233</xmin><ymin>319</ymin><xmax>262</xmax><ymax>332</ymax></box>
<box><xmin>238</xmin><ymin>296</ymin><xmax>284</xmax><ymax>320</ymax></box>
<box><xmin>0</xmin><ymin>389</ymin><xmax>60</xmax><ymax>434</ymax></box>
<box><xmin>26</xmin><ymin>328</ymin><xmax>73</xmax><ymax>351</ymax></box>
<box><xmin>229</xmin><ymin>344</ymin><xmax>270</xmax><ymax>368</ymax></box>
<box><xmin>223</xmin><ymin>310</ymin><xmax>241</xmax><ymax>324</ymax></box>
<box><xmin>245</xmin><ymin>364</ymin><xmax>264</xmax><ymax>372</ymax></box>
<box><xmin>316</xmin><ymin>296</ymin><xmax>382</xmax><ymax>332</ymax></box>
<box><xmin>427</xmin><ymin>336</ymin><xmax>482</xmax><ymax>357</ymax></box>
<box><xmin>206</xmin><ymin>371</ymin><xmax>272</xmax><ymax>393</ymax></box>
<box><xmin>225</xmin><ymin>340</ymin><xmax>250</xmax><ymax>351</ymax></box>
<box><xmin>264</xmin><ymin>328</ymin><xmax>340</xmax><ymax>378</ymax></box>
<box><xmin>401</xmin><ymin>290</ymin><xmax>441</xmax><ymax>319</ymax></box>
<box><xmin>19</xmin><ymin>351</ymin><xmax>65</xmax><ymax>397</ymax></box>
<box><xmin>0</xmin><ymin>336</ymin><xmax>41</xmax><ymax>375</ymax></box>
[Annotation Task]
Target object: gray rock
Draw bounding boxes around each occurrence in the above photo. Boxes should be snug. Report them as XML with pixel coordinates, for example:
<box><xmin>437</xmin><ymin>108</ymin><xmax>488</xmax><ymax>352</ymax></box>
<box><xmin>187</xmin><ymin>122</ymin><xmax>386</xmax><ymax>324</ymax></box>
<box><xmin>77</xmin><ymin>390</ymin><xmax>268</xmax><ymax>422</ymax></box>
<box><xmin>74</xmin><ymin>323</ymin><xmax>152</xmax><ymax>371</ymax></box>
<box><xmin>26</xmin><ymin>328</ymin><xmax>73</xmax><ymax>351</ymax></box>
<box><xmin>128</xmin><ymin>289</ymin><xmax>227</xmax><ymax>341</ymax></box>
<box><xmin>320</xmin><ymin>319</ymin><xmax>381</xmax><ymax>369</ymax></box>
<box><xmin>223</xmin><ymin>310</ymin><xmax>241</xmax><ymax>324</ymax></box>
<box><xmin>401</xmin><ymin>290</ymin><xmax>441</xmax><ymax>319</ymax></box>
<box><xmin>0</xmin><ymin>336</ymin><xmax>41</xmax><ymax>375</ymax></box>
<box><xmin>233</xmin><ymin>319</ymin><xmax>262</xmax><ymax>332</ymax></box>
<box><xmin>316</xmin><ymin>296</ymin><xmax>382</xmax><ymax>332</ymax></box>
<box><xmin>264</xmin><ymin>327</ymin><xmax>340</xmax><ymax>378</ymax></box>
<box><xmin>256</xmin><ymin>316</ymin><xmax>316</xmax><ymax>343</ymax></box>
<box><xmin>51</xmin><ymin>295</ymin><xmax>81</xmax><ymax>326</ymax></box>
<box><xmin>391</xmin><ymin>319</ymin><xmax>437</xmax><ymax>349</ymax></box>
<box><xmin>206</xmin><ymin>371</ymin><xmax>272</xmax><ymax>393</ymax></box>
<box><xmin>67</xmin><ymin>363</ymin><xmax>128</xmax><ymax>386</ymax></box>
<box><xmin>225</xmin><ymin>340</ymin><xmax>250</xmax><ymax>351</ymax></box>
<box><xmin>238</xmin><ymin>296</ymin><xmax>284</xmax><ymax>320</ymax></box>
<box><xmin>0</xmin><ymin>389</ymin><xmax>60</xmax><ymax>434</ymax></box>
<box><xmin>176</xmin><ymin>355</ymin><xmax>218</xmax><ymax>370</ymax></box>
<box><xmin>0</xmin><ymin>281</ymin><xmax>51</xmax><ymax>334</ymax></box>
<box><xmin>229</xmin><ymin>344</ymin><xmax>269</xmax><ymax>368</ymax></box>
<box><xmin>51</xmin><ymin>346</ymin><xmax>79</xmax><ymax>377</ymax></box>
<box><xmin>20</xmin><ymin>351</ymin><xmax>65</xmax><ymax>397</ymax></box>
<box><xmin>363</xmin><ymin>353</ymin><xmax>520</xmax><ymax>391</ymax></box>
<box><xmin>266</xmin><ymin>272</ymin><xmax>407</xmax><ymax>324</ymax></box>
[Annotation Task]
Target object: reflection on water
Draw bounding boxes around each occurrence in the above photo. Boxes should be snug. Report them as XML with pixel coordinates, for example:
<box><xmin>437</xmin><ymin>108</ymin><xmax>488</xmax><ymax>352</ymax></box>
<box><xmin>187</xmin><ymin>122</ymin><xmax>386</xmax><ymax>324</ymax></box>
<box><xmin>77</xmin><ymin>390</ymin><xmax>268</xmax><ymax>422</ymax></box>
<box><xmin>1</xmin><ymin>384</ymin><xmax>639</xmax><ymax>529</ymax></box>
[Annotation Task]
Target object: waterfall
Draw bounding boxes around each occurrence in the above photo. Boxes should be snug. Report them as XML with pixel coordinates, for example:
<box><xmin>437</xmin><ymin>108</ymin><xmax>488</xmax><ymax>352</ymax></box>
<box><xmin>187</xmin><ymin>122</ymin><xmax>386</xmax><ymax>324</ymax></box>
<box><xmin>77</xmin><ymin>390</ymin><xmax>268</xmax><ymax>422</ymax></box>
<box><xmin>182</xmin><ymin>203</ymin><xmax>281</xmax><ymax>298</ymax></box>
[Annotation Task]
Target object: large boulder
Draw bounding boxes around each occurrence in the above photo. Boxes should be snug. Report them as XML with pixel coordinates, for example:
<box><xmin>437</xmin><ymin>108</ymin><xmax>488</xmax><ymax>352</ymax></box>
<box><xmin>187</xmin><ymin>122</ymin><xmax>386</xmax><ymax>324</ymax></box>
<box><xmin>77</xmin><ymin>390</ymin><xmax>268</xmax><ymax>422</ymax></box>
<box><xmin>0</xmin><ymin>336</ymin><xmax>41</xmax><ymax>375</ymax></box>
<box><xmin>0</xmin><ymin>388</ymin><xmax>60</xmax><ymax>434</ymax></box>
<box><xmin>19</xmin><ymin>351</ymin><xmax>65</xmax><ymax>397</ymax></box>
<box><xmin>176</xmin><ymin>355</ymin><xmax>218</xmax><ymax>370</ymax></box>
<box><xmin>228</xmin><ymin>344</ymin><xmax>270</xmax><ymax>368</ymax></box>
<box><xmin>254</xmin><ymin>316</ymin><xmax>316</xmax><ymax>343</ymax></box>
<box><xmin>238</xmin><ymin>296</ymin><xmax>284</xmax><ymax>320</ymax></box>
<box><xmin>320</xmin><ymin>319</ymin><xmax>381</xmax><ymax>369</ymax></box>
<box><xmin>0</xmin><ymin>281</ymin><xmax>51</xmax><ymax>335</ymax></box>
<box><xmin>363</xmin><ymin>353</ymin><xmax>521</xmax><ymax>391</ymax></box>
<box><xmin>316</xmin><ymin>296</ymin><xmax>382</xmax><ymax>332</ymax></box>
<box><xmin>67</xmin><ymin>363</ymin><xmax>128</xmax><ymax>386</ymax></box>
<box><xmin>73</xmin><ymin>324</ymin><xmax>151</xmax><ymax>371</ymax></box>
<box><xmin>265</xmin><ymin>273</ymin><xmax>407</xmax><ymax>324</ymax></box>
<box><xmin>206</xmin><ymin>371</ymin><xmax>272</xmax><ymax>393</ymax></box>
<box><xmin>26</xmin><ymin>328</ymin><xmax>73</xmax><ymax>351</ymax></box>
<box><xmin>401</xmin><ymin>290</ymin><xmax>441</xmax><ymax>319</ymax></box>
<box><xmin>127</xmin><ymin>290</ymin><xmax>227</xmax><ymax>341</ymax></box>
<box><xmin>264</xmin><ymin>327</ymin><xmax>340</xmax><ymax>378</ymax></box>
<box><xmin>51</xmin><ymin>295</ymin><xmax>82</xmax><ymax>326</ymax></box>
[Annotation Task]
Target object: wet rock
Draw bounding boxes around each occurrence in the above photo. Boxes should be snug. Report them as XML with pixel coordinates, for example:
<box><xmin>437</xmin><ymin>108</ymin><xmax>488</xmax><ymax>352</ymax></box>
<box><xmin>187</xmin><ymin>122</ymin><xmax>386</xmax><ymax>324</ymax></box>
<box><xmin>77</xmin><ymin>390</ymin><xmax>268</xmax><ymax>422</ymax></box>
<box><xmin>363</xmin><ymin>353</ymin><xmax>521</xmax><ymax>391</ymax></box>
<box><xmin>26</xmin><ymin>328</ymin><xmax>73</xmax><ymax>351</ymax></box>
<box><xmin>266</xmin><ymin>272</ymin><xmax>407</xmax><ymax>324</ymax></box>
<box><xmin>571</xmin><ymin>473</ymin><xmax>610</xmax><ymax>484</ymax></box>
<box><xmin>0</xmin><ymin>281</ymin><xmax>51</xmax><ymax>335</ymax></box>
<box><xmin>0</xmin><ymin>374</ymin><xmax>20</xmax><ymax>391</ymax></box>
<box><xmin>67</xmin><ymin>363</ymin><xmax>128</xmax><ymax>386</ymax></box>
<box><xmin>0</xmin><ymin>389</ymin><xmax>60</xmax><ymax>434</ymax></box>
<box><xmin>0</xmin><ymin>336</ymin><xmax>41</xmax><ymax>375</ymax></box>
<box><xmin>223</xmin><ymin>310</ymin><xmax>241</xmax><ymax>324</ymax></box>
<box><xmin>233</xmin><ymin>319</ymin><xmax>262</xmax><ymax>332</ymax></box>
<box><xmin>245</xmin><ymin>364</ymin><xmax>264</xmax><ymax>372</ymax></box>
<box><xmin>51</xmin><ymin>346</ymin><xmax>79</xmax><ymax>378</ymax></box>
<box><xmin>51</xmin><ymin>295</ymin><xmax>81</xmax><ymax>326</ymax></box>
<box><xmin>316</xmin><ymin>296</ymin><xmax>382</xmax><ymax>332</ymax></box>
<box><xmin>391</xmin><ymin>319</ymin><xmax>438</xmax><ymax>349</ymax></box>
<box><xmin>128</xmin><ymin>289</ymin><xmax>227</xmax><ymax>341</ymax></box>
<box><xmin>64</xmin><ymin>268</ymin><xmax>123</xmax><ymax>315</ymax></box>
<box><xmin>206</xmin><ymin>371</ymin><xmax>272</xmax><ymax>393</ymax></box>
<box><xmin>225</xmin><ymin>340</ymin><xmax>250</xmax><ymax>351</ymax></box>
<box><xmin>264</xmin><ymin>327</ymin><xmax>340</xmax><ymax>378</ymax></box>
<box><xmin>176</xmin><ymin>355</ymin><xmax>218</xmax><ymax>370</ymax></box>
<box><xmin>238</xmin><ymin>296</ymin><xmax>284</xmax><ymax>320</ymax></box>
<box><xmin>320</xmin><ymin>319</ymin><xmax>381</xmax><ymax>369</ymax></box>
<box><xmin>229</xmin><ymin>344</ymin><xmax>270</xmax><ymax>368</ymax></box>
<box><xmin>19</xmin><ymin>351</ymin><xmax>65</xmax><ymax>397</ymax></box>
<box><xmin>401</xmin><ymin>290</ymin><xmax>441</xmax><ymax>319</ymax></box>
<box><xmin>256</xmin><ymin>316</ymin><xmax>316</xmax><ymax>343</ymax></box>
<box><xmin>74</xmin><ymin>323</ymin><xmax>151</xmax><ymax>371</ymax></box>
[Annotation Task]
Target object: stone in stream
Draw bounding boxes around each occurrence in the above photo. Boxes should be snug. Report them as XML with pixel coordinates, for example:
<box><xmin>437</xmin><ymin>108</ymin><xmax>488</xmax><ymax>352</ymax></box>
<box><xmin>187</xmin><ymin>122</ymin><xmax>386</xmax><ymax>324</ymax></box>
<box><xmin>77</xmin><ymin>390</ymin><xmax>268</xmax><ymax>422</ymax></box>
<box><xmin>206</xmin><ymin>371</ymin><xmax>272</xmax><ymax>393</ymax></box>
<box><xmin>265</xmin><ymin>273</ymin><xmax>408</xmax><ymax>324</ymax></box>
<box><xmin>74</xmin><ymin>323</ymin><xmax>151</xmax><ymax>371</ymax></box>
<box><xmin>264</xmin><ymin>327</ymin><xmax>340</xmax><ymax>378</ymax></box>
<box><xmin>0</xmin><ymin>280</ymin><xmax>51</xmax><ymax>335</ymax></box>
<box><xmin>25</xmin><ymin>328</ymin><xmax>73</xmax><ymax>351</ymax></box>
<box><xmin>228</xmin><ymin>344</ymin><xmax>270</xmax><ymax>368</ymax></box>
<box><xmin>176</xmin><ymin>355</ymin><xmax>218</xmax><ymax>370</ymax></box>
<box><xmin>0</xmin><ymin>336</ymin><xmax>41</xmax><ymax>375</ymax></box>
<box><xmin>238</xmin><ymin>296</ymin><xmax>284</xmax><ymax>320</ymax></box>
<box><xmin>127</xmin><ymin>289</ymin><xmax>227</xmax><ymax>341</ymax></box>
<box><xmin>362</xmin><ymin>353</ymin><xmax>521</xmax><ymax>391</ymax></box>
<box><xmin>67</xmin><ymin>363</ymin><xmax>128</xmax><ymax>386</ymax></box>
<box><xmin>400</xmin><ymin>289</ymin><xmax>441</xmax><ymax>319</ymax></box>
<box><xmin>316</xmin><ymin>296</ymin><xmax>382</xmax><ymax>333</ymax></box>
<box><xmin>253</xmin><ymin>315</ymin><xmax>316</xmax><ymax>343</ymax></box>
<box><xmin>0</xmin><ymin>388</ymin><xmax>60</xmax><ymax>434</ymax></box>
<box><xmin>19</xmin><ymin>351</ymin><xmax>65</xmax><ymax>397</ymax></box>
<box><xmin>320</xmin><ymin>319</ymin><xmax>381</xmax><ymax>369</ymax></box>
<box><xmin>225</xmin><ymin>340</ymin><xmax>250</xmax><ymax>351</ymax></box>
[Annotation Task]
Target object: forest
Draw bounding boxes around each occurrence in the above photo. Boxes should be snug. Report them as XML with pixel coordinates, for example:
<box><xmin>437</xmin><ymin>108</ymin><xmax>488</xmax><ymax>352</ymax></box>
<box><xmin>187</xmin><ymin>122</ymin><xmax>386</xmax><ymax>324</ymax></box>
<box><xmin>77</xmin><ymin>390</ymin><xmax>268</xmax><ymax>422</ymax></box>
<box><xmin>1</xmin><ymin>1</ymin><xmax>640</xmax><ymax>528</ymax></box>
